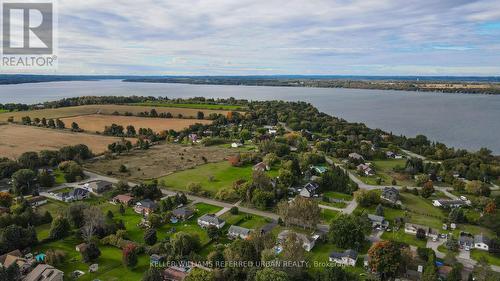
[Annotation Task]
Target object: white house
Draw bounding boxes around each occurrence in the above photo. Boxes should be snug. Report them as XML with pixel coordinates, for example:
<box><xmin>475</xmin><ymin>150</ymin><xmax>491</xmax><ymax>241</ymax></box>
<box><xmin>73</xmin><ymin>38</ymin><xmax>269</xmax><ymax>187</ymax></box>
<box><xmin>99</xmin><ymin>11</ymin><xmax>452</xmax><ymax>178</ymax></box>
<box><xmin>404</xmin><ymin>223</ymin><xmax>439</xmax><ymax>239</ymax></box>
<box><xmin>432</xmin><ymin>199</ymin><xmax>465</xmax><ymax>208</ymax></box>
<box><xmin>277</xmin><ymin>230</ymin><xmax>318</xmax><ymax>252</ymax></box>
<box><xmin>329</xmin><ymin>249</ymin><xmax>358</xmax><ymax>266</ymax></box>
<box><xmin>474</xmin><ymin>234</ymin><xmax>491</xmax><ymax>251</ymax></box>
<box><xmin>198</xmin><ymin>214</ymin><xmax>225</xmax><ymax>229</ymax></box>
<box><xmin>228</xmin><ymin>225</ymin><xmax>252</xmax><ymax>239</ymax></box>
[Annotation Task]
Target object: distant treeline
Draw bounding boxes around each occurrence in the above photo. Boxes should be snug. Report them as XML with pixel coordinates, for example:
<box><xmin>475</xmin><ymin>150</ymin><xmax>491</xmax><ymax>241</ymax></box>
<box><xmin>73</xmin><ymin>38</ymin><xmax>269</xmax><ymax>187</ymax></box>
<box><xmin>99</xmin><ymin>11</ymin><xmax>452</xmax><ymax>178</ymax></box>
<box><xmin>0</xmin><ymin>96</ymin><xmax>249</xmax><ymax>113</ymax></box>
<box><xmin>124</xmin><ymin>77</ymin><xmax>500</xmax><ymax>95</ymax></box>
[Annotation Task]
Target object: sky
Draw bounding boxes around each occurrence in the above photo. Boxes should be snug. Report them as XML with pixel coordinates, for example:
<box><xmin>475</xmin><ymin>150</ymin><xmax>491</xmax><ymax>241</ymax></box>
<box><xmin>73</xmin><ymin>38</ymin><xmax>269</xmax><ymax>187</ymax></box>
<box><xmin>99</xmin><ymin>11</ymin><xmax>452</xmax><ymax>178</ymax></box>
<box><xmin>5</xmin><ymin>0</ymin><xmax>500</xmax><ymax>75</ymax></box>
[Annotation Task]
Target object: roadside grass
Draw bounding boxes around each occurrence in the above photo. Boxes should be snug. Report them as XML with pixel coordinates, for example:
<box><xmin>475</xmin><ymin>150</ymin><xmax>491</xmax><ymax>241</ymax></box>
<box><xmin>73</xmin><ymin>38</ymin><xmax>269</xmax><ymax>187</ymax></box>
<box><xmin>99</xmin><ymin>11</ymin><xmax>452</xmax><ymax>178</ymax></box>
<box><xmin>323</xmin><ymin>191</ymin><xmax>353</xmax><ymax>201</ymax></box>
<box><xmin>319</xmin><ymin>200</ymin><xmax>347</xmax><ymax>209</ymax></box>
<box><xmin>132</xmin><ymin>102</ymin><xmax>246</xmax><ymax>111</ymax></box>
<box><xmin>36</xmin><ymin>199</ymin><xmax>68</xmax><ymax>217</ymax></box>
<box><xmin>380</xmin><ymin>229</ymin><xmax>427</xmax><ymax>248</ymax></box>
<box><xmin>220</xmin><ymin>212</ymin><xmax>269</xmax><ymax>229</ymax></box>
<box><xmin>159</xmin><ymin>161</ymin><xmax>278</xmax><ymax>198</ymax></box>
<box><xmin>35</xmin><ymin>223</ymin><xmax>51</xmax><ymax>240</ymax></box>
<box><xmin>193</xmin><ymin>202</ymin><xmax>223</xmax><ymax>216</ymax></box>
<box><xmin>471</xmin><ymin>249</ymin><xmax>500</xmax><ymax>266</ymax></box>
<box><xmin>52</xmin><ymin>186</ymin><xmax>73</xmax><ymax>194</ymax></box>
<box><xmin>320</xmin><ymin>209</ymin><xmax>339</xmax><ymax>223</ymax></box>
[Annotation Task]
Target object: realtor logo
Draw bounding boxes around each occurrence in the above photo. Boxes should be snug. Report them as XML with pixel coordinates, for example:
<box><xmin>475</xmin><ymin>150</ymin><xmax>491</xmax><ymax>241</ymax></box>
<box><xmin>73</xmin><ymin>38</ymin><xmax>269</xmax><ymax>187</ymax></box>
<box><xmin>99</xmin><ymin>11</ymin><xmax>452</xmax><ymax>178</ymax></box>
<box><xmin>2</xmin><ymin>2</ymin><xmax>53</xmax><ymax>54</ymax></box>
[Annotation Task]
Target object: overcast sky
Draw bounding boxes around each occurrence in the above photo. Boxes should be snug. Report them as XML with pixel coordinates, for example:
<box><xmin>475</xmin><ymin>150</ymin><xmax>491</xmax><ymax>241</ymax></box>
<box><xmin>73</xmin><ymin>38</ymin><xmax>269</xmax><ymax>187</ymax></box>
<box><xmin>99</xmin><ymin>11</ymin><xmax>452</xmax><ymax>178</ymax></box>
<box><xmin>14</xmin><ymin>0</ymin><xmax>500</xmax><ymax>75</ymax></box>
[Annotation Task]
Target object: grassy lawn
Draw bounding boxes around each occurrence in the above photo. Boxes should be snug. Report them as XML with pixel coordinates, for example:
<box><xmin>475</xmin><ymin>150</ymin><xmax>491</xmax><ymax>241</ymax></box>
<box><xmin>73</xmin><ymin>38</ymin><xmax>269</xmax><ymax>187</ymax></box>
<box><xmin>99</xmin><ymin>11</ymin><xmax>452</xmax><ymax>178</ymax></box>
<box><xmin>309</xmin><ymin>241</ymin><xmax>367</xmax><ymax>278</ymax></box>
<box><xmin>220</xmin><ymin>211</ymin><xmax>270</xmax><ymax>229</ymax></box>
<box><xmin>159</xmin><ymin>161</ymin><xmax>278</xmax><ymax>199</ymax></box>
<box><xmin>53</xmin><ymin>169</ymin><xmax>66</xmax><ymax>184</ymax></box>
<box><xmin>320</xmin><ymin>209</ymin><xmax>339</xmax><ymax>223</ymax></box>
<box><xmin>381</xmin><ymin>229</ymin><xmax>427</xmax><ymax>248</ymax></box>
<box><xmin>53</xmin><ymin>186</ymin><xmax>73</xmax><ymax>194</ymax></box>
<box><xmin>193</xmin><ymin>202</ymin><xmax>223</xmax><ymax>215</ymax></box>
<box><xmin>323</xmin><ymin>191</ymin><xmax>353</xmax><ymax>201</ymax></box>
<box><xmin>36</xmin><ymin>223</ymin><xmax>51</xmax><ymax>240</ymax></box>
<box><xmin>133</xmin><ymin>102</ymin><xmax>245</xmax><ymax>111</ymax></box>
<box><xmin>319</xmin><ymin>200</ymin><xmax>347</xmax><ymax>208</ymax></box>
<box><xmin>36</xmin><ymin>236</ymin><xmax>149</xmax><ymax>281</ymax></box>
<box><xmin>471</xmin><ymin>249</ymin><xmax>500</xmax><ymax>266</ymax></box>
<box><xmin>36</xmin><ymin>199</ymin><xmax>68</xmax><ymax>217</ymax></box>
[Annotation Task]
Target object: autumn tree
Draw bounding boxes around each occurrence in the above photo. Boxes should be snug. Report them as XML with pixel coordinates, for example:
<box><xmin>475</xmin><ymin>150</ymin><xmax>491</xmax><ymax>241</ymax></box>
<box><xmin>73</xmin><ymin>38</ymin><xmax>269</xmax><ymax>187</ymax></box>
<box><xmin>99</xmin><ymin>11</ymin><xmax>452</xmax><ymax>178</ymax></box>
<box><xmin>368</xmin><ymin>241</ymin><xmax>406</xmax><ymax>280</ymax></box>
<box><xmin>485</xmin><ymin>201</ymin><xmax>496</xmax><ymax>214</ymax></box>
<box><xmin>277</xmin><ymin>196</ymin><xmax>320</xmax><ymax>229</ymax></box>
<box><xmin>421</xmin><ymin>181</ymin><xmax>435</xmax><ymax>198</ymax></box>
<box><xmin>122</xmin><ymin>243</ymin><xmax>138</xmax><ymax>267</ymax></box>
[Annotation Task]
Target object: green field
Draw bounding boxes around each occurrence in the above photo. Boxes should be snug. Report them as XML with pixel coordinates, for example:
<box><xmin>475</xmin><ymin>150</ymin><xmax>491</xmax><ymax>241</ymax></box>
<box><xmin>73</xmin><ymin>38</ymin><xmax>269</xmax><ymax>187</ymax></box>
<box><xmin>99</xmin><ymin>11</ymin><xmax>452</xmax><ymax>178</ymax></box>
<box><xmin>381</xmin><ymin>229</ymin><xmax>427</xmax><ymax>248</ymax></box>
<box><xmin>133</xmin><ymin>102</ymin><xmax>245</xmax><ymax>111</ymax></box>
<box><xmin>324</xmin><ymin>191</ymin><xmax>353</xmax><ymax>201</ymax></box>
<box><xmin>159</xmin><ymin>161</ymin><xmax>278</xmax><ymax>199</ymax></box>
<box><xmin>320</xmin><ymin>209</ymin><xmax>339</xmax><ymax>223</ymax></box>
<box><xmin>53</xmin><ymin>169</ymin><xmax>67</xmax><ymax>184</ymax></box>
<box><xmin>471</xmin><ymin>249</ymin><xmax>500</xmax><ymax>266</ymax></box>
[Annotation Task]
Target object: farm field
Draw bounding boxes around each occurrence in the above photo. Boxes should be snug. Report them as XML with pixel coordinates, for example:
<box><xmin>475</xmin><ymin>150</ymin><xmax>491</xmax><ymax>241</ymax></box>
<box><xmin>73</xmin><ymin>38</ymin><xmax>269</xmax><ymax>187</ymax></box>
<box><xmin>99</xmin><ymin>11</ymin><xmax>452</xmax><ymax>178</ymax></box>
<box><xmin>84</xmin><ymin>143</ymin><xmax>233</xmax><ymax>181</ymax></box>
<box><xmin>0</xmin><ymin>104</ymin><xmax>232</xmax><ymax>122</ymax></box>
<box><xmin>0</xmin><ymin>124</ymin><xmax>128</xmax><ymax>159</ymax></box>
<box><xmin>133</xmin><ymin>102</ymin><xmax>246</xmax><ymax>111</ymax></box>
<box><xmin>60</xmin><ymin>114</ymin><xmax>211</xmax><ymax>133</ymax></box>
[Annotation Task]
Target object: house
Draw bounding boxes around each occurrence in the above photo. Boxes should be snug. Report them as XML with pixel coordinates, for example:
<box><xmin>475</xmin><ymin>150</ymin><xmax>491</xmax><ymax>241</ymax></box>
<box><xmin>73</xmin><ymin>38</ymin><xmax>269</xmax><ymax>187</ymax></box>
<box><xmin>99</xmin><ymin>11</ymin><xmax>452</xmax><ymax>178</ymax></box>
<box><xmin>172</xmin><ymin>207</ymin><xmax>194</xmax><ymax>220</ymax></box>
<box><xmin>163</xmin><ymin>266</ymin><xmax>190</xmax><ymax>281</ymax></box>
<box><xmin>27</xmin><ymin>196</ymin><xmax>48</xmax><ymax>207</ymax></box>
<box><xmin>0</xmin><ymin>249</ymin><xmax>26</xmax><ymax>269</ymax></box>
<box><xmin>134</xmin><ymin>199</ymin><xmax>158</xmax><ymax>215</ymax></box>
<box><xmin>432</xmin><ymin>199</ymin><xmax>465</xmax><ymax>208</ymax></box>
<box><xmin>380</xmin><ymin>187</ymin><xmax>399</xmax><ymax>204</ymax></box>
<box><xmin>459</xmin><ymin>232</ymin><xmax>474</xmax><ymax>249</ymax></box>
<box><xmin>197</xmin><ymin>214</ymin><xmax>225</xmax><ymax>229</ymax></box>
<box><xmin>85</xmin><ymin>180</ymin><xmax>113</xmax><ymax>194</ymax></box>
<box><xmin>300</xmin><ymin>182</ymin><xmax>320</xmax><ymax>198</ymax></box>
<box><xmin>188</xmin><ymin>134</ymin><xmax>198</xmax><ymax>142</ymax></box>
<box><xmin>277</xmin><ymin>230</ymin><xmax>318</xmax><ymax>252</ymax></box>
<box><xmin>259</xmin><ymin>222</ymin><xmax>277</xmax><ymax>235</ymax></box>
<box><xmin>404</xmin><ymin>223</ymin><xmax>439</xmax><ymax>239</ymax></box>
<box><xmin>253</xmin><ymin>162</ymin><xmax>269</xmax><ymax>172</ymax></box>
<box><xmin>357</xmin><ymin>163</ymin><xmax>374</xmax><ymax>176</ymax></box>
<box><xmin>348</xmin><ymin>153</ymin><xmax>364</xmax><ymax>161</ymax></box>
<box><xmin>24</xmin><ymin>264</ymin><xmax>63</xmax><ymax>281</ymax></box>
<box><xmin>55</xmin><ymin>187</ymin><xmax>89</xmax><ymax>202</ymax></box>
<box><xmin>329</xmin><ymin>249</ymin><xmax>358</xmax><ymax>266</ymax></box>
<box><xmin>368</xmin><ymin>214</ymin><xmax>389</xmax><ymax>229</ymax></box>
<box><xmin>112</xmin><ymin>194</ymin><xmax>134</xmax><ymax>205</ymax></box>
<box><xmin>311</xmin><ymin>166</ymin><xmax>328</xmax><ymax>175</ymax></box>
<box><xmin>231</xmin><ymin>142</ymin><xmax>243</xmax><ymax>148</ymax></box>
<box><xmin>474</xmin><ymin>234</ymin><xmax>491</xmax><ymax>251</ymax></box>
<box><xmin>75</xmin><ymin>243</ymin><xmax>87</xmax><ymax>252</ymax></box>
<box><xmin>150</xmin><ymin>254</ymin><xmax>163</xmax><ymax>265</ymax></box>
<box><xmin>228</xmin><ymin>225</ymin><xmax>252</xmax><ymax>240</ymax></box>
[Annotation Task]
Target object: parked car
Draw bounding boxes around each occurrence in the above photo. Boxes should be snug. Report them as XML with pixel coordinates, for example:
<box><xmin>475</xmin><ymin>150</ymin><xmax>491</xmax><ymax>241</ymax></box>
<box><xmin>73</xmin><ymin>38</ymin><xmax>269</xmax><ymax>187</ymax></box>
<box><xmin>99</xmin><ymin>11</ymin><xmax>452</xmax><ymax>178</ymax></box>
<box><xmin>465</xmin><ymin>245</ymin><xmax>470</xmax><ymax>251</ymax></box>
<box><xmin>432</xmin><ymin>237</ymin><xmax>438</xmax><ymax>242</ymax></box>
<box><xmin>460</xmin><ymin>196</ymin><xmax>467</xmax><ymax>201</ymax></box>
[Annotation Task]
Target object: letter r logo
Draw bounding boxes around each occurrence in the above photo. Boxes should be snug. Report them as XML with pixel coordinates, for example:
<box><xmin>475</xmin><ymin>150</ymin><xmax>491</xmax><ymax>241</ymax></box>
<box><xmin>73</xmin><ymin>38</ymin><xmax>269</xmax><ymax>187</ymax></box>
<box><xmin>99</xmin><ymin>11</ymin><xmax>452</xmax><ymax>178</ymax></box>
<box><xmin>2</xmin><ymin>2</ymin><xmax>53</xmax><ymax>54</ymax></box>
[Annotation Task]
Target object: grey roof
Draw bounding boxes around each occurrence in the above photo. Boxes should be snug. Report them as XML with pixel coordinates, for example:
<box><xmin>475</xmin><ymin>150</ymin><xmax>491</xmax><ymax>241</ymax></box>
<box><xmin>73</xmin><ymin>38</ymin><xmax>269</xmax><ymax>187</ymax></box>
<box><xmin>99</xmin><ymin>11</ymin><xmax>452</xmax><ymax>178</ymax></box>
<box><xmin>474</xmin><ymin>234</ymin><xmax>491</xmax><ymax>245</ymax></box>
<box><xmin>198</xmin><ymin>214</ymin><xmax>224</xmax><ymax>225</ymax></box>
<box><xmin>277</xmin><ymin>230</ymin><xmax>314</xmax><ymax>244</ymax></box>
<box><xmin>61</xmin><ymin>187</ymin><xmax>89</xmax><ymax>199</ymax></box>
<box><xmin>368</xmin><ymin>214</ymin><xmax>386</xmax><ymax>223</ymax></box>
<box><xmin>228</xmin><ymin>225</ymin><xmax>251</xmax><ymax>236</ymax></box>
<box><xmin>381</xmin><ymin>187</ymin><xmax>399</xmax><ymax>201</ymax></box>
<box><xmin>330</xmin><ymin>249</ymin><xmax>358</xmax><ymax>260</ymax></box>
<box><xmin>304</xmin><ymin>182</ymin><xmax>319</xmax><ymax>193</ymax></box>
<box><xmin>89</xmin><ymin>180</ymin><xmax>112</xmax><ymax>189</ymax></box>
<box><xmin>137</xmin><ymin>199</ymin><xmax>157</xmax><ymax>209</ymax></box>
<box><xmin>172</xmin><ymin>207</ymin><xmax>193</xmax><ymax>217</ymax></box>
<box><xmin>260</xmin><ymin>222</ymin><xmax>277</xmax><ymax>234</ymax></box>
<box><xmin>436</xmin><ymin>199</ymin><xmax>465</xmax><ymax>206</ymax></box>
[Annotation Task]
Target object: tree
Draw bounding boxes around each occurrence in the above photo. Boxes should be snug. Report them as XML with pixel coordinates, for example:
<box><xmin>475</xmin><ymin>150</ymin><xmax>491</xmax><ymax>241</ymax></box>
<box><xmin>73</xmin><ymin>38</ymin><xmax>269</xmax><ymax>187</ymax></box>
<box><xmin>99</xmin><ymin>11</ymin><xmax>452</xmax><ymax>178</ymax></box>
<box><xmin>485</xmin><ymin>201</ymin><xmax>496</xmax><ymax>214</ymax></box>
<box><xmin>447</xmin><ymin>263</ymin><xmax>463</xmax><ymax>281</ymax></box>
<box><xmin>81</xmin><ymin>206</ymin><xmax>106</xmax><ymax>242</ymax></box>
<box><xmin>368</xmin><ymin>241</ymin><xmax>405</xmax><ymax>280</ymax></box>
<box><xmin>206</xmin><ymin>225</ymin><xmax>220</xmax><ymax>240</ymax></box>
<box><xmin>119</xmin><ymin>204</ymin><xmax>125</xmax><ymax>215</ymax></box>
<box><xmin>375</xmin><ymin>204</ymin><xmax>384</xmax><ymax>216</ymax></box>
<box><xmin>445</xmin><ymin>235</ymin><xmax>459</xmax><ymax>252</ymax></box>
<box><xmin>230</xmin><ymin>206</ymin><xmax>239</xmax><ymax>215</ymax></box>
<box><xmin>448</xmin><ymin>208</ymin><xmax>466</xmax><ymax>223</ymax></box>
<box><xmin>126</xmin><ymin>125</ymin><xmax>136</xmax><ymax>136</ymax></box>
<box><xmin>0</xmin><ymin>192</ymin><xmax>13</xmax><ymax>208</ymax></box>
<box><xmin>171</xmin><ymin>231</ymin><xmax>200</xmax><ymax>258</ymax></box>
<box><xmin>38</xmin><ymin>169</ymin><xmax>55</xmax><ymax>188</ymax></box>
<box><xmin>184</xmin><ymin>268</ymin><xmax>215</xmax><ymax>281</ymax></box>
<box><xmin>255</xmin><ymin>268</ymin><xmax>289</xmax><ymax>281</ymax></box>
<box><xmin>196</xmin><ymin>111</ymin><xmax>205</xmax><ymax>120</ymax></box>
<box><xmin>142</xmin><ymin>268</ymin><xmax>163</xmax><ymax>281</ymax></box>
<box><xmin>421</xmin><ymin>252</ymin><xmax>438</xmax><ymax>281</ymax></box>
<box><xmin>18</xmin><ymin>152</ymin><xmax>39</xmax><ymax>169</ymax></box>
<box><xmin>71</xmin><ymin>122</ymin><xmax>81</xmax><ymax>131</ymax></box>
<box><xmin>421</xmin><ymin>181</ymin><xmax>435</xmax><ymax>198</ymax></box>
<box><xmin>314</xmin><ymin>266</ymin><xmax>358</xmax><ymax>281</ymax></box>
<box><xmin>144</xmin><ymin>228</ymin><xmax>157</xmax><ymax>245</ymax></box>
<box><xmin>416</xmin><ymin>228</ymin><xmax>427</xmax><ymax>240</ymax></box>
<box><xmin>56</xmin><ymin>119</ymin><xmax>65</xmax><ymax>129</ymax></box>
<box><xmin>329</xmin><ymin>214</ymin><xmax>370</xmax><ymax>250</ymax></box>
<box><xmin>354</xmin><ymin>189</ymin><xmax>380</xmax><ymax>207</ymax></box>
<box><xmin>122</xmin><ymin>243</ymin><xmax>138</xmax><ymax>267</ymax></box>
<box><xmin>277</xmin><ymin>196</ymin><xmax>321</xmax><ymax>229</ymax></box>
<box><xmin>81</xmin><ymin>242</ymin><xmax>101</xmax><ymax>263</ymax></box>
<box><xmin>66</xmin><ymin>202</ymin><xmax>87</xmax><ymax>228</ymax></box>
<box><xmin>11</xmin><ymin>169</ymin><xmax>37</xmax><ymax>195</ymax></box>
<box><xmin>148</xmin><ymin>213</ymin><xmax>162</xmax><ymax>228</ymax></box>
<box><xmin>49</xmin><ymin>215</ymin><xmax>71</xmax><ymax>240</ymax></box>
<box><xmin>58</xmin><ymin>161</ymin><xmax>84</xmax><ymax>182</ymax></box>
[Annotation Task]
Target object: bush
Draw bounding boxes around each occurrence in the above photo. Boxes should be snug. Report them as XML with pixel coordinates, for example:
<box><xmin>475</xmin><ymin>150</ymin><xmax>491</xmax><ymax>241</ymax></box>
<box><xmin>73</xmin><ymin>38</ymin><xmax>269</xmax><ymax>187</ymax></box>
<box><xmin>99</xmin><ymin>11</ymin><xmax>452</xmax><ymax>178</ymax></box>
<box><xmin>230</xmin><ymin>206</ymin><xmax>239</xmax><ymax>215</ymax></box>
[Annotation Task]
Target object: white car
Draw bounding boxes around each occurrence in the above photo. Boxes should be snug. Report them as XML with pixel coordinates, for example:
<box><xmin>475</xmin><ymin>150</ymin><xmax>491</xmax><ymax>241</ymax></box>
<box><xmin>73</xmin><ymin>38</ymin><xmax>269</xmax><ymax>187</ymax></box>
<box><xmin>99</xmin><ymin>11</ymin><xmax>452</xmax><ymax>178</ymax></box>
<box><xmin>460</xmin><ymin>196</ymin><xmax>467</xmax><ymax>201</ymax></box>
<box><xmin>432</xmin><ymin>237</ymin><xmax>437</xmax><ymax>242</ymax></box>
<box><xmin>465</xmin><ymin>246</ymin><xmax>470</xmax><ymax>251</ymax></box>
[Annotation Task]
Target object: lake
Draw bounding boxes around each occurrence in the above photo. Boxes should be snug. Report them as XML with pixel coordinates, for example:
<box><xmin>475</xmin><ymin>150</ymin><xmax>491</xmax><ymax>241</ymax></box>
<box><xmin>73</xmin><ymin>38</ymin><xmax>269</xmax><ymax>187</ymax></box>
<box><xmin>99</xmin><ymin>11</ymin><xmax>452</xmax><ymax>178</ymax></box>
<box><xmin>0</xmin><ymin>80</ymin><xmax>499</xmax><ymax>154</ymax></box>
